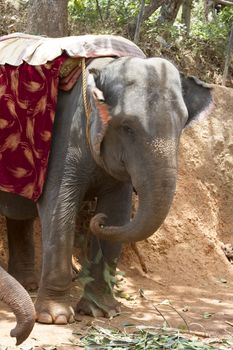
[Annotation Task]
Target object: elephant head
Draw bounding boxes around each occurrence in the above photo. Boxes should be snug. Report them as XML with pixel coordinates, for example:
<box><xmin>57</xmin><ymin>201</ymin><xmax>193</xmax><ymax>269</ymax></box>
<box><xmin>87</xmin><ymin>57</ymin><xmax>212</xmax><ymax>242</ymax></box>
<box><xmin>0</xmin><ymin>265</ymin><xmax>35</xmax><ymax>345</ymax></box>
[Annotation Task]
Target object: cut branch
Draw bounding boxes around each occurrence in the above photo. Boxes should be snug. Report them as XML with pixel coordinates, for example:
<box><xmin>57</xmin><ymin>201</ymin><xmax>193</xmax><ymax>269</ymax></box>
<box><xmin>156</xmin><ymin>0</ymin><xmax>183</xmax><ymax>25</ymax></box>
<box><xmin>182</xmin><ymin>0</ymin><xmax>193</xmax><ymax>34</ymax></box>
<box><xmin>215</xmin><ymin>0</ymin><xmax>233</xmax><ymax>6</ymax></box>
<box><xmin>143</xmin><ymin>0</ymin><xmax>165</xmax><ymax>21</ymax></box>
<box><xmin>128</xmin><ymin>0</ymin><xmax>165</xmax><ymax>39</ymax></box>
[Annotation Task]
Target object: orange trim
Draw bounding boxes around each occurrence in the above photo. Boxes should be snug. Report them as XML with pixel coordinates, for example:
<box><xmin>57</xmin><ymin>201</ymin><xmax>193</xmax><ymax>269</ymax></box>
<box><xmin>95</xmin><ymin>100</ymin><xmax>110</xmax><ymax>125</ymax></box>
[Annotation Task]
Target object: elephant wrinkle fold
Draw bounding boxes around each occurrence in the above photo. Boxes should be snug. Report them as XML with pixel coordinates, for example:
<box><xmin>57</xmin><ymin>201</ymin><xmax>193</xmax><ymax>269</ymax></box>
<box><xmin>0</xmin><ymin>33</ymin><xmax>145</xmax><ymax>201</ymax></box>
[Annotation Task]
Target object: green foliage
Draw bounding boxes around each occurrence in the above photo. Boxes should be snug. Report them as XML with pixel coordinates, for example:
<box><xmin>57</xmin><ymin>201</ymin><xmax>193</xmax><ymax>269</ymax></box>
<box><xmin>144</xmin><ymin>2</ymin><xmax>232</xmax><ymax>48</ymax></box>
<box><xmin>69</xmin><ymin>0</ymin><xmax>135</xmax><ymax>24</ymax></box>
<box><xmin>68</xmin><ymin>0</ymin><xmax>232</xmax><ymax>44</ymax></box>
<box><xmin>190</xmin><ymin>2</ymin><xmax>233</xmax><ymax>43</ymax></box>
<box><xmin>68</xmin><ymin>0</ymin><xmax>232</xmax><ymax>84</ymax></box>
<box><xmin>68</xmin><ymin>0</ymin><xmax>98</xmax><ymax>22</ymax></box>
<box><xmin>74</xmin><ymin>325</ymin><xmax>233</xmax><ymax>349</ymax></box>
<box><xmin>68</xmin><ymin>0</ymin><xmax>150</xmax><ymax>26</ymax></box>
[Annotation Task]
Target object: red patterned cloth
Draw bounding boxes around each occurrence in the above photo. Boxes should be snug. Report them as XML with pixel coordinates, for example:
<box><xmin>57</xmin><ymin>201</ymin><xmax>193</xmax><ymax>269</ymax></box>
<box><xmin>0</xmin><ymin>56</ymin><xmax>65</xmax><ymax>200</ymax></box>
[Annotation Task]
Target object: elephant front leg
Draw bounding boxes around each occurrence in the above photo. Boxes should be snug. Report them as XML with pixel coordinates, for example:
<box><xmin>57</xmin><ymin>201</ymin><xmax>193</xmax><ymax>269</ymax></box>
<box><xmin>35</xmin><ymin>197</ymin><xmax>77</xmax><ymax>324</ymax></box>
<box><xmin>76</xmin><ymin>237</ymin><xmax>122</xmax><ymax>318</ymax></box>
<box><xmin>76</xmin><ymin>182</ymin><xmax>132</xmax><ymax>318</ymax></box>
<box><xmin>7</xmin><ymin>218</ymin><xmax>38</xmax><ymax>291</ymax></box>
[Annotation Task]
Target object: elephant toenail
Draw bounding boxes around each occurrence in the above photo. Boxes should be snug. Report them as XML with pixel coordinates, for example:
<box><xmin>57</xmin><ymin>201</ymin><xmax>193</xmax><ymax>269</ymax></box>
<box><xmin>69</xmin><ymin>314</ymin><xmax>75</xmax><ymax>323</ymax></box>
<box><xmin>37</xmin><ymin>312</ymin><xmax>53</xmax><ymax>324</ymax></box>
<box><xmin>55</xmin><ymin>315</ymin><xmax>68</xmax><ymax>324</ymax></box>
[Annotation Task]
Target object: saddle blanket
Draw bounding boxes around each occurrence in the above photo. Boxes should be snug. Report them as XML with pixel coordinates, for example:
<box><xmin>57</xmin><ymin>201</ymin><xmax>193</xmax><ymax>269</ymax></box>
<box><xmin>0</xmin><ymin>33</ymin><xmax>145</xmax><ymax>201</ymax></box>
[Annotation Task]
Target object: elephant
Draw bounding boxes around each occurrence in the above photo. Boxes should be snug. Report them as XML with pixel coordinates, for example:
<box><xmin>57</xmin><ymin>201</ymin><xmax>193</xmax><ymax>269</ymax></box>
<box><xmin>0</xmin><ymin>56</ymin><xmax>212</xmax><ymax>324</ymax></box>
<box><xmin>0</xmin><ymin>264</ymin><xmax>35</xmax><ymax>345</ymax></box>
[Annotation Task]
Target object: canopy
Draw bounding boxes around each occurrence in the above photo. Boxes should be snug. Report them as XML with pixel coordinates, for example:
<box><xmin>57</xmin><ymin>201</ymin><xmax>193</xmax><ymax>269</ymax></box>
<box><xmin>0</xmin><ymin>33</ymin><xmax>145</xmax><ymax>66</ymax></box>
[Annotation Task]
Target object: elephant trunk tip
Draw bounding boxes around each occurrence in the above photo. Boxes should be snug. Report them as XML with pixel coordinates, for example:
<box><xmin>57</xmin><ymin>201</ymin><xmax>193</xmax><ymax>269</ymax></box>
<box><xmin>90</xmin><ymin>213</ymin><xmax>108</xmax><ymax>236</ymax></box>
<box><xmin>10</xmin><ymin>312</ymin><xmax>36</xmax><ymax>345</ymax></box>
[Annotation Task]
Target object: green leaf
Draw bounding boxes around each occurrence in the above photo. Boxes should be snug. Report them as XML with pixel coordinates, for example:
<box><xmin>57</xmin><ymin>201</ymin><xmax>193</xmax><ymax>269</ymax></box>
<box><xmin>224</xmin><ymin>339</ymin><xmax>233</xmax><ymax>345</ymax></box>
<box><xmin>78</xmin><ymin>276</ymin><xmax>94</xmax><ymax>286</ymax></box>
<box><xmin>122</xmin><ymin>322</ymin><xmax>136</xmax><ymax>327</ymax></box>
<box><xmin>75</xmin><ymin>326</ymin><xmax>227</xmax><ymax>350</ymax></box>
<box><xmin>94</xmin><ymin>248</ymin><xmax>103</xmax><ymax>264</ymax></box>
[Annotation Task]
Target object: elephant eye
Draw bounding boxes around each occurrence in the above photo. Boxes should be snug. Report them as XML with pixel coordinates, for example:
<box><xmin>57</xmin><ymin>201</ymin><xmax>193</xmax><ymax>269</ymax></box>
<box><xmin>121</xmin><ymin>124</ymin><xmax>134</xmax><ymax>135</ymax></box>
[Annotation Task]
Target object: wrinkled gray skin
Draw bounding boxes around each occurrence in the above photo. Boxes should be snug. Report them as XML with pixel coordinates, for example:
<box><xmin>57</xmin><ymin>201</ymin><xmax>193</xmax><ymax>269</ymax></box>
<box><xmin>0</xmin><ymin>265</ymin><xmax>36</xmax><ymax>345</ymax></box>
<box><xmin>0</xmin><ymin>57</ymin><xmax>212</xmax><ymax>323</ymax></box>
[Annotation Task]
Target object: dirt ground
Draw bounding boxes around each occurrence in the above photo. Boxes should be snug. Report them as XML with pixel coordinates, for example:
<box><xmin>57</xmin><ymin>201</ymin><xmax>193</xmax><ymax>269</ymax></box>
<box><xmin>0</xmin><ymin>84</ymin><xmax>233</xmax><ymax>349</ymax></box>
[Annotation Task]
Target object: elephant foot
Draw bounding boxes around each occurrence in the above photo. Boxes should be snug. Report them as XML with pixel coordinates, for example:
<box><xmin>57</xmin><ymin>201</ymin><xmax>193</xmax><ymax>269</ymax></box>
<box><xmin>9</xmin><ymin>268</ymin><xmax>38</xmax><ymax>291</ymax></box>
<box><xmin>35</xmin><ymin>292</ymin><xmax>75</xmax><ymax>324</ymax></box>
<box><xmin>76</xmin><ymin>293</ymin><xmax>121</xmax><ymax>318</ymax></box>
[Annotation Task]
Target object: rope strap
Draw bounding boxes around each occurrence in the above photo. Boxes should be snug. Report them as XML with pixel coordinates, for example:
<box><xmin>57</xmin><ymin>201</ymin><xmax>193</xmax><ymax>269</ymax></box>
<box><xmin>81</xmin><ymin>58</ymin><xmax>92</xmax><ymax>142</ymax></box>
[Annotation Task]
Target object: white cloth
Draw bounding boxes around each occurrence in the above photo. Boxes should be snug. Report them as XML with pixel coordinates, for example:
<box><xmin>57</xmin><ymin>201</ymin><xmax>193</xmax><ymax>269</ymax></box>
<box><xmin>0</xmin><ymin>33</ymin><xmax>145</xmax><ymax>66</ymax></box>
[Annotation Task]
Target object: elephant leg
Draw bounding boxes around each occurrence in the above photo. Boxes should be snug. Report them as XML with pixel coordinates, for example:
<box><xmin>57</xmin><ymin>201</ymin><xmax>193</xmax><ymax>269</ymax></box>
<box><xmin>6</xmin><ymin>217</ymin><xmax>38</xmax><ymax>291</ymax></box>
<box><xmin>35</xmin><ymin>212</ymin><xmax>76</xmax><ymax>324</ymax></box>
<box><xmin>34</xmin><ymin>176</ymin><xmax>83</xmax><ymax>325</ymax></box>
<box><xmin>76</xmin><ymin>182</ymin><xmax>132</xmax><ymax>318</ymax></box>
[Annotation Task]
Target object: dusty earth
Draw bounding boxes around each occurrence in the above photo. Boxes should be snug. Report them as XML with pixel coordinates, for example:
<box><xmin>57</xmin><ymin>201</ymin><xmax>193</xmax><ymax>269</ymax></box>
<box><xmin>0</xmin><ymin>84</ymin><xmax>233</xmax><ymax>349</ymax></box>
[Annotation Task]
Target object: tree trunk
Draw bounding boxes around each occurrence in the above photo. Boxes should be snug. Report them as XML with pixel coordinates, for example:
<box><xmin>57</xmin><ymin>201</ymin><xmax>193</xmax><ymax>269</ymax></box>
<box><xmin>26</xmin><ymin>0</ymin><xmax>68</xmax><ymax>37</ymax></box>
<box><xmin>223</xmin><ymin>23</ymin><xmax>233</xmax><ymax>86</ymax></box>
<box><xmin>157</xmin><ymin>0</ymin><xmax>183</xmax><ymax>25</ymax></box>
<box><xmin>203</xmin><ymin>0</ymin><xmax>213</xmax><ymax>21</ymax></box>
<box><xmin>182</xmin><ymin>0</ymin><xmax>192</xmax><ymax>34</ymax></box>
<box><xmin>96</xmin><ymin>0</ymin><xmax>104</xmax><ymax>24</ymax></box>
<box><xmin>105</xmin><ymin>0</ymin><xmax>111</xmax><ymax>19</ymax></box>
<box><xmin>134</xmin><ymin>0</ymin><xmax>145</xmax><ymax>44</ymax></box>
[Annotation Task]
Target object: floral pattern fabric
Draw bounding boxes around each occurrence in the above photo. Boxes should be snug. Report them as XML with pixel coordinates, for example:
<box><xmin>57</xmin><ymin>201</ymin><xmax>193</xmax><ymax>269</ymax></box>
<box><xmin>0</xmin><ymin>57</ymin><xmax>65</xmax><ymax>201</ymax></box>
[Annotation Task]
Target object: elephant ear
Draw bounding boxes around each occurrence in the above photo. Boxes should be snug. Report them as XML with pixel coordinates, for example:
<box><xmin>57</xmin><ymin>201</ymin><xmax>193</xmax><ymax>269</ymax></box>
<box><xmin>181</xmin><ymin>74</ymin><xmax>213</xmax><ymax>127</ymax></box>
<box><xmin>87</xmin><ymin>69</ymin><xmax>111</xmax><ymax>159</ymax></box>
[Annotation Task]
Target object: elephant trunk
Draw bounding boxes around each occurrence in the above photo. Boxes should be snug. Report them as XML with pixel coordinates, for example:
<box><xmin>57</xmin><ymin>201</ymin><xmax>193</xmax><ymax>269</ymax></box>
<box><xmin>90</xmin><ymin>157</ymin><xmax>177</xmax><ymax>242</ymax></box>
<box><xmin>0</xmin><ymin>266</ymin><xmax>36</xmax><ymax>345</ymax></box>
